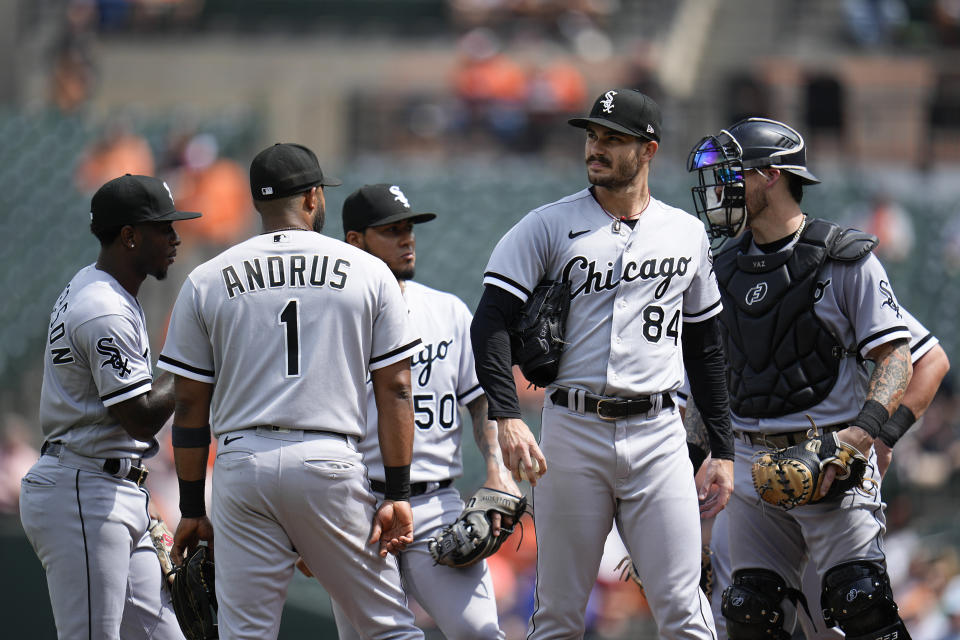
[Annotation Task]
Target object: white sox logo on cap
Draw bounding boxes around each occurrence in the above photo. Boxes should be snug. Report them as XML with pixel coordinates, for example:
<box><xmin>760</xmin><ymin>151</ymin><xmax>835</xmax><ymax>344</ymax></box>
<box><xmin>389</xmin><ymin>185</ymin><xmax>410</xmax><ymax>208</ymax></box>
<box><xmin>745</xmin><ymin>282</ymin><xmax>767</xmax><ymax>305</ymax></box>
<box><xmin>601</xmin><ymin>90</ymin><xmax>617</xmax><ymax>114</ymax></box>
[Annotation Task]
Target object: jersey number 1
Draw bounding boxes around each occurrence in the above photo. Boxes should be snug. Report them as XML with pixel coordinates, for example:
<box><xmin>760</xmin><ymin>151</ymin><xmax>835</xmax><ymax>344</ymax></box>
<box><xmin>279</xmin><ymin>299</ymin><xmax>300</xmax><ymax>377</ymax></box>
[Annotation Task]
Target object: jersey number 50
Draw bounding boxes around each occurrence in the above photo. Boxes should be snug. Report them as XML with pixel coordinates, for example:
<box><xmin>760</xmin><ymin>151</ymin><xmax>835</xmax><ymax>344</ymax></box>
<box><xmin>414</xmin><ymin>392</ymin><xmax>457</xmax><ymax>431</ymax></box>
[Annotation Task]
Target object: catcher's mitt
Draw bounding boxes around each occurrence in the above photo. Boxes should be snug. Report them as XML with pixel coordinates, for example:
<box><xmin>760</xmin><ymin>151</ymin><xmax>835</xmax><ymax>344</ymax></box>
<box><xmin>428</xmin><ymin>488</ymin><xmax>527</xmax><ymax>568</ymax></box>
<box><xmin>509</xmin><ymin>279</ymin><xmax>571</xmax><ymax>387</ymax></box>
<box><xmin>170</xmin><ymin>546</ymin><xmax>218</xmax><ymax>640</ymax></box>
<box><xmin>752</xmin><ymin>429</ymin><xmax>873</xmax><ymax>510</ymax></box>
<box><xmin>148</xmin><ymin>518</ymin><xmax>176</xmax><ymax>587</ymax></box>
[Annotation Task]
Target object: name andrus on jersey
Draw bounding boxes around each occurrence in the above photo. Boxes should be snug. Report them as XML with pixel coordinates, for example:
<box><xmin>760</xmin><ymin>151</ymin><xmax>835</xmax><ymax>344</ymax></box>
<box><xmin>222</xmin><ymin>254</ymin><xmax>350</xmax><ymax>299</ymax></box>
<box><xmin>562</xmin><ymin>253</ymin><xmax>692</xmax><ymax>300</ymax></box>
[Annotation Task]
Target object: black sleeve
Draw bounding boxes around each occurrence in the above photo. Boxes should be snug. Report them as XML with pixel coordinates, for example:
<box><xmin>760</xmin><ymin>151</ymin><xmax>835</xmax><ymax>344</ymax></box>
<box><xmin>471</xmin><ymin>285</ymin><xmax>525</xmax><ymax>419</ymax></box>
<box><xmin>681</xmin><ymin>315</ymin><xmax>734</xmax><ymax>460</ymax></box>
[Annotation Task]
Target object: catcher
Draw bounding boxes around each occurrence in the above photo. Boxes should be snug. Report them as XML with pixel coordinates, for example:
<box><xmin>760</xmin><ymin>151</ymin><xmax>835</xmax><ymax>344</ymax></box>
<box><xmin>689</xmin><ymin>117</ymin><xmax>916</xmax><ymax>640</ymax></box>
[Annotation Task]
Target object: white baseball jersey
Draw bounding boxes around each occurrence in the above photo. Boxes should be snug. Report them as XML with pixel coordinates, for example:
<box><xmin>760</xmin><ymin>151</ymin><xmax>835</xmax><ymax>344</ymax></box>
<box><xmin>483</xmin><ymin>189</ymin><xmax>721</xmax><ymax>397</ymax></box>
<box><xmin>731</xmin><ymin>241</ymin><xmax>911</xmax><ymax>432</ymax></box>
<box><xmin>359</xmin><ymin>280</ymin><xmax>484</xmax><ymax>483</ymax></box>
<box><xmin>39</xmin><ymin>264</ymin><xmax>156</xmax><ymax>458</ymax></box>
<box><xmin>158</xmin><ymin>229</ymin><xmax>421</xmax><ymax>437</ymax></box>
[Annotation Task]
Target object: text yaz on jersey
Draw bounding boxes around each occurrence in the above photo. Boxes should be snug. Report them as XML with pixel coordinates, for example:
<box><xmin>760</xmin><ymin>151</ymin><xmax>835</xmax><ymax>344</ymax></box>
<box><xmin>222</xmin><ymin>254</ymin><xmax>350</xmax><ymax>299</ymax></box>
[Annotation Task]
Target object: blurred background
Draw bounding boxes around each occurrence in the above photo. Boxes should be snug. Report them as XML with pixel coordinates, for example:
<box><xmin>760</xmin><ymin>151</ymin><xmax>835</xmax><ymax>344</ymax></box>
<box><xmin>2</xmin><ymin>0</ymin><xmax>960</xmax><ymax>638</ymax></box>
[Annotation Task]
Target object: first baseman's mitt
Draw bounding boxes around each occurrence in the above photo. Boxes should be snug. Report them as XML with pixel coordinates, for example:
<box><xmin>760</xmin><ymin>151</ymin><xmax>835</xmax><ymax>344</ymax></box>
<box><xmin>428</xmin><ymin>488</ymin><xmax>527</xmax><ymax>568</ymax></box>
<box><xmin>509</xmin><ymin>279</ymin><xmax>571</xmax><ymax>387</ymax></box>
<box><xmin>752</xmin><ymin>429</ymin><xmax>873</xmax><ymax>510</ymax></box>
<box><xmin>170</xmin><ymin>546</ymin><xmax>218</xmax><ymax>640</ymax></box>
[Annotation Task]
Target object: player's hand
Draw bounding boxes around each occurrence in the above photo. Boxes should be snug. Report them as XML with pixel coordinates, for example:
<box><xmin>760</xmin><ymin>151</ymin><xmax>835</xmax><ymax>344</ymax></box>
<box><xmin>295</xmin><ymin>557</ymin><xmax>314</xmax><ymax>578</ymax></box>
<box><xmin>874</xmin><ymin>440</ymin><xmax>893</xmax><ymax>478</ymax></box>
<box><xmin>482</xmin><ymin>472</ymin><xmax>522</xmax><ymax>537</ymax></box>
<box><xmin>819</xmin><ymin>425</ymin><xmax>874</xmax><ymax>498</ymax></box>
<box><xmin>697</xmin><ymin>457</ymin><xmax>733</xmax><ymax>519</ymax></box>
<box><xmin>370</xmin><ymin>499</ymin><xmax>414</xmax><ymax>557</ymax></box>
<box><xmin>172</xmin><ymin>516</ymin><xmax>214</xmax><ymax>566</ymax></box>
<box><xmin>497</xmin><ymin>417</ymin><xmax>547</xmax><ymax>486</ymax></box>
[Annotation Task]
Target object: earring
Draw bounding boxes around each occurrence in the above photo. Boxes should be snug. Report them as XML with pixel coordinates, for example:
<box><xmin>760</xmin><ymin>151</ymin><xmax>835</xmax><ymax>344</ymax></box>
<box><xmin>130</xmin><ymin>243</ymin><xmax>135</xmax><ymax>248</ymax></box>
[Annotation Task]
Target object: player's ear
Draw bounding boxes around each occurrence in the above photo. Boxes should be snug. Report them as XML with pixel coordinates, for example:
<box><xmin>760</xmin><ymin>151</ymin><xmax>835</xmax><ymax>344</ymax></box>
<box><xmin>119</xmin><ymin>225</ymin><xmax>137</xmax><ymax>250</ymax></box>
<box><xmin>345</xmin><ymin>230</ymin><xmax>365</xmax><ymax>249</ymax></box>
<box><xmin>639</xmin><ymin>139</ymin><xmax>658</xmax><ymax>161</ymax></box>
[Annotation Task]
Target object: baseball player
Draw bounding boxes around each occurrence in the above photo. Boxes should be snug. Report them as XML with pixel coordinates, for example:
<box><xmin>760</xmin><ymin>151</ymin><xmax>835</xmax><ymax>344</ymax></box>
<box><xmin>471</xmin><ymin>88</ymin><xmax>734</xmax><ymax>639</ymax></box>
<box><xmin>688</xmin><ymin>117</ymin><xmax>917</xmax><ymax>639</ymax></box>
<box><xmin>157</xmin><ymin>144</ymin><xmax>424</xmax><ymax>640</ymax></box>
<box><xmin>679</xmin><ymin>307</ymin><xmax>949</xmax><ymax>638</ymax></box>
<box><xmin>317</xmin><ymin>183</ymin><xmax>520</xmax><ymax>639</ymax></box>
<box><xmin>19</xmin><ymin>174</ymin><xmax>199</xmax><ymax>640</ymax></box>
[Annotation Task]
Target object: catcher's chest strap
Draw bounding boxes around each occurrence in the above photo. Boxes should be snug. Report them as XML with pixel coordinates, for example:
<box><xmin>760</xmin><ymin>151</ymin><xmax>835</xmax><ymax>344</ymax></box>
<box><xmin>550</xmin><ymin>388</ymin><xmax>674</xmax><ymax>420</ymax></box>
<box><xmin>371</xmin><ymin>478</ymin><xmax>452</xmax><ymax>496</ymax></box>
<box><xmin>736</xmin><ymin>424</ymin><xmax>844</xmax><ymax>448</ymax></box>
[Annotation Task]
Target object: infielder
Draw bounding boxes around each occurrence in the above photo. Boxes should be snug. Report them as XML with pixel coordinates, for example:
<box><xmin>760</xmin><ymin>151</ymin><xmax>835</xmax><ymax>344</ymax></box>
<box><xmin>318</xmin><ymin>183</ymin><xmax>520</xmax><ymax>639</ymax></box>
<box><xmin>157</xmin><ymin>144</ymin><xmax>424</xmax><ymax>639</ymax></box>
<box><xmin>688</xmin><ymin>117</ymin><xmax>916</xmax><ymax>639</ymax></box>
<box><xmin>20</xmin><ymin>174</ymin><xmax>199</xmax><ymax>640</ymax></box>
<box><xmin>471</xmin><ymin>88</ymin><xmax>734</xmax><ymax>639</ymax></box>
<box><xmin>679</xmin><ymin>307</ymin><xmax>948</xmax><ymax>638</ymax></box>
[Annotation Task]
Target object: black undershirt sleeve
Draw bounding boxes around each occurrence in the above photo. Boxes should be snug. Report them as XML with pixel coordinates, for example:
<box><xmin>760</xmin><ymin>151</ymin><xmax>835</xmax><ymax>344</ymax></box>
<box><xmin>682</xmin><ymin>315</ymin><xmax>734</xmax><ymax>460</ymax></box>
<box><xmin>471</xmin><ymin>285</ymin><xmax>525</xmax><ymax>419</ymax></box>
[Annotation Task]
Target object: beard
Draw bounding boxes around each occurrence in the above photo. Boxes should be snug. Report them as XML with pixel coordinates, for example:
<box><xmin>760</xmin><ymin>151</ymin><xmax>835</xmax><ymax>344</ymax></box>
<box><xmin>586</xmin><ymin>152</ymin><xmax>642</xmax><ymax>190</ymax></box>
<box><xmin>393</xmin><ymin>265</ymin><xmax>415</xmax><ymax>281</ymax></box>
<box><xmin>312</xmin><ymin>200</ymin><xmax>326</xmax><ymax>233</ymax></box>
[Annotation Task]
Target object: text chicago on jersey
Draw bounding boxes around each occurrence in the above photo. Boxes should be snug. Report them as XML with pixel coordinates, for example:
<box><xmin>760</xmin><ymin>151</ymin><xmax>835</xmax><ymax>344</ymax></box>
<box><xmin>562</xmin><ymin>254</ymin><xmax>692</xmax><ymax>299</ymax></box>
<box><xmin>221</xmin><ymin>255</ymin><xmax>349</xmax><ymax>298</ymax></box>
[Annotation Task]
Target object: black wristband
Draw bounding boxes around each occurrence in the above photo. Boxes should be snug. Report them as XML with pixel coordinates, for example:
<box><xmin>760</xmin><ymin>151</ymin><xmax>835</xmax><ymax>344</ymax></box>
<box><xmin>383</xmin><ymin>465</ymin><xmax>411</xmax><ymax>501</ymax></box>
<box><xmin>850</xmin><ymin>399</ymin><xmax>889</xmax><ymax>439</ymax></box>
<box><xmin>878</xmin><ymin>405</ymin><xmax>917</xmax><ymax>448</ymax></box>
<box><xmin>171</xmin><ymin>424</ymin><xmax>211</xmax><ymax>448</ymax></box>
<box><xmin>178</xmin><ymin>478</ymin><xmax>207</xmax><ymax>518</ymax></box>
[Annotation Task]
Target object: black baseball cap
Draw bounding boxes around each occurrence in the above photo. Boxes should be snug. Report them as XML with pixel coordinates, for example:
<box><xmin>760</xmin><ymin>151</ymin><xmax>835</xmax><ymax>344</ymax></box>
<box><xmin>249</xmin><ymin>143</ymin><xmax>342</xmax><ymax>201</ymax></box>
<box><xmin>90</xmin><ymin>174</ymin><xmax>201</xmax><ymax>231</ymax></box>
<box><xmin>568</xmin><ymin>89</ymin><xmax>662</xmax><ymax>143</ymax></box>
<box><xmin>342</xmin><ymin>184</ymin><xmax>436</xmax><ymax>233</ymax></box>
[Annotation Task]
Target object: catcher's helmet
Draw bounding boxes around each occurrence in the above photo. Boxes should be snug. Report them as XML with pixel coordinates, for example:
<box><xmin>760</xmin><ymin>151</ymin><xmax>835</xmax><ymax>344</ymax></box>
<box><xmin>687</xmin><ymin>118</ymin><xmax>820</xmax><ymax>245</ymax></box>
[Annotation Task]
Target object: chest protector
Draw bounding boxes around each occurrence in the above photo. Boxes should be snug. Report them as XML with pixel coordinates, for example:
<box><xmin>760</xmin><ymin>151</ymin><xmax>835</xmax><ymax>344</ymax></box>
<box><xmin>713</xmin><ymin>219</ymin><xmax>877</xmax><ymax>418</ymax></box>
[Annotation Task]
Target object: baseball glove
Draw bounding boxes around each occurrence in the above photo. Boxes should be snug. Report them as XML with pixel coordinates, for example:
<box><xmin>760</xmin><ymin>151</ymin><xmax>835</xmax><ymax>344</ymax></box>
<box><xmin>752</xmin><ymin>430</ymin><xmax>873</xmax><ymax>510</ymax></box>
<box><xmin>148</xmin><ymin>518</ymin><xmax>176</xmax><ymax>587</ymax></box>
<box><xmin>509</xmin><ymin>279</ymin><xmax>571</xmax><ymax>387</ymax></box>
<box><xmin>428</xmin><ymin>488</ymin><xmax>528</xmax><ymax>568</ymax></box>
<box><xmin>169</xmin><ymin>546</ymin><xmax>218</xmax><ymax>640</ymax></box>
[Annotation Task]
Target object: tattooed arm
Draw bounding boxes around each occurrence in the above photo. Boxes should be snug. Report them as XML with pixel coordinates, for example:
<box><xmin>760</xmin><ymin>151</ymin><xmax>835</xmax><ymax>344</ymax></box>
<box><xmin>819</xmin><ymin>337</ymin><xmax>912</xmax><ymax>496</ymax></box>
<box><xmin>468</xmin><ymin>394</ymin><xmax>520</xmax><ymax>496</ymax></box>
<box><xmin>467</xmin><ymin>394</ymin><xmax>522</xmax><ymax>535</ymax></box>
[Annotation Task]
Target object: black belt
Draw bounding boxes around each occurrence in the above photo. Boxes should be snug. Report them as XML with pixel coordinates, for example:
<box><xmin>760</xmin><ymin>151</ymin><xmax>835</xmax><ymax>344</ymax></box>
<box><xmin>735</xmin><ymin>424</ymin><xmax>844</xmax><ymax>449</ymax></box>
<box><xmin>41</xmin><ymin>441</ymin><xmax>149</xmax><ymax>487</ymax></box>
<box><xmin>550</xmin><ymin>389</ymin><xmax>674</xmax><ymax>420</ymax></box>
<box><xmin>370</xmin><ymin>478</ymin><xmax>452</xmax><ymax>497</ymax></box>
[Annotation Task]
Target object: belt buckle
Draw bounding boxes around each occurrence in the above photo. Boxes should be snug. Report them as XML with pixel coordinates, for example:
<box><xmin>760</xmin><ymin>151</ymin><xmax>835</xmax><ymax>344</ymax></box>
<box><xmin>271</xmin><ymin>426</ymin><xmax>291</xmax><ymax>434</ymax></box>
<box><xmin>595</xmin><ymin>399</ymin><xmax>619</xmax><ymax>421</ymax></box>
<box><xmin>133</xmin><ymin>465</ymin><xmax>149</xmax><ymax>487</ymax></box>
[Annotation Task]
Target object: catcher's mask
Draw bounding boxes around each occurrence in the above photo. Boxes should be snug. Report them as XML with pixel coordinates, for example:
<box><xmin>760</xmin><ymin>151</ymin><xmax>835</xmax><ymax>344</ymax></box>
<box><xmin>687</xmin><ymin>129</ymin><xmax>747</xmax><ymax>247</ymax></box>
<box><xmin>688</xmin><ymin>117</ymin><xmax>821</xmax><ymax>247</ymax></box>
